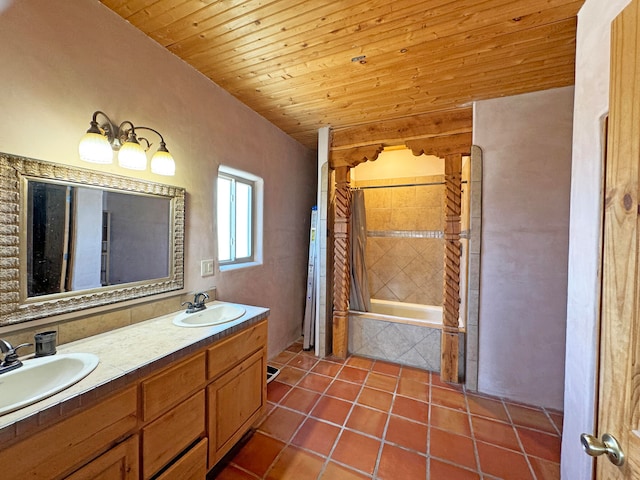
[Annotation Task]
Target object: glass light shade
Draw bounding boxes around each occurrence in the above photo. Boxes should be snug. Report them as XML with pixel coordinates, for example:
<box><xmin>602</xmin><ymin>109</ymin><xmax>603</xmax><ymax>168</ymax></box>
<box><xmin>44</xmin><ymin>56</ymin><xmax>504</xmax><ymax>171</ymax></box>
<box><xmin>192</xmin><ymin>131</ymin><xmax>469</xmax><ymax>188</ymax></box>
<box><xmin>118</xmin><ymin>141</ymin><xmax>147</xmax><ymax>170</ymax></box>
<box><xmin>78</xmin><ymin>132</ymin><xmax>113</xmax><ymax>164</ymax></box>
<box><xmin>150</xmin><ymin>149</ymin><xmax>176</xmax><ymax>176</ymax></box>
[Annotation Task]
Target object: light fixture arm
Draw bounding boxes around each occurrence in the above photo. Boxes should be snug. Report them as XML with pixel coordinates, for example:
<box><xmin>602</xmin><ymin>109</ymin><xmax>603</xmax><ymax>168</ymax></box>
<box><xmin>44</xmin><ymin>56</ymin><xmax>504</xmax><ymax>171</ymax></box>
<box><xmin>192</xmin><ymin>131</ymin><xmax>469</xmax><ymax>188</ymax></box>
<box><xmin>134</xmin><ymin>126</ymin><xmax>169</xmax><ymax>152</ymax></box>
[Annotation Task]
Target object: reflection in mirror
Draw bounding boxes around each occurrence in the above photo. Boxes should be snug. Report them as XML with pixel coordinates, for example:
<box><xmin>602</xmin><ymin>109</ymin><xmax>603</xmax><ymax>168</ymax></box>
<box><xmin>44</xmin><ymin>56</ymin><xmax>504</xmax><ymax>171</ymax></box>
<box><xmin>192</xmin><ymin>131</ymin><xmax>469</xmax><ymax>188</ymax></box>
<box><xmin>26</xmin><ymin>181</ymin><xmax>171</xmax><ymax>297</ymax></box>
<box><xmin>0</xmin><ymin>152</ymin><xmax>185</xmax><ymax>327</ymax></box>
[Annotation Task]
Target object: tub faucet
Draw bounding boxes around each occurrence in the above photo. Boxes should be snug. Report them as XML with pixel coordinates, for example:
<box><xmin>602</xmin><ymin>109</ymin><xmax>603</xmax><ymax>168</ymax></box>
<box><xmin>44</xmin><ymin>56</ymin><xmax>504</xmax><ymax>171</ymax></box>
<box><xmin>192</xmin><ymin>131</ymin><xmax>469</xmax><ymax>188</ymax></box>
<box><xmin>182</xmin><ymin>292</ymin><xmax>209</xmax><ymax>314</ymax></box>
<box><xmin>0</xmin><ymin>339</ymin><xmax>32</xmax><ymax>374</ymax></box>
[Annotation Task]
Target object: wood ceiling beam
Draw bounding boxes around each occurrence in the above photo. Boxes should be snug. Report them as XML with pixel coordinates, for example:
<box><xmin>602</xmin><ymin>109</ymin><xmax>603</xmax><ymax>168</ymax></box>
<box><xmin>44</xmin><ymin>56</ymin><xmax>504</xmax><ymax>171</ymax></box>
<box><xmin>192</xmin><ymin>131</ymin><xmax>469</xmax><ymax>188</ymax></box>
<box><xmin>331</xmin><ymin>108</ymin><xmax>472</xmax><ymax>150</ymax></box>
<box><xmin>406</xmin><ymin>133</ymin><xmax>472</xmax><ymax>158</ymax></box>
<box><xmin>329</xmin><ymin>144</ymin><xmax>385</xmax><ymax>169</ymax></box>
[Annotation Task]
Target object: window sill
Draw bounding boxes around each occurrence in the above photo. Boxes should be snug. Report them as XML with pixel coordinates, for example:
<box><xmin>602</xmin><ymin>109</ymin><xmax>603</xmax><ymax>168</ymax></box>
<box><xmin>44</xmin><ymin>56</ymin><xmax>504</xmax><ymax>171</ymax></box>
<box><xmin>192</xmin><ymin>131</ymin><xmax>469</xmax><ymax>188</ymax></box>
<box><xmin>219</xmin><ymin>261</ymin><xmax>262</xmax><ymax>272</ymax></box>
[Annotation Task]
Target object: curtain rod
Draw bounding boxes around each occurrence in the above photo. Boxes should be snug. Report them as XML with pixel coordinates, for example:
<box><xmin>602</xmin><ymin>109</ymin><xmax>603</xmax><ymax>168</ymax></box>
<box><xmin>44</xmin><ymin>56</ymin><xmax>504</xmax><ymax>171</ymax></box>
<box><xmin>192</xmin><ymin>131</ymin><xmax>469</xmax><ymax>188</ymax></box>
<box><xmin>352</xmin><ymin>180</ymin><xmax>468</xmax><ymax>190</ymax></box>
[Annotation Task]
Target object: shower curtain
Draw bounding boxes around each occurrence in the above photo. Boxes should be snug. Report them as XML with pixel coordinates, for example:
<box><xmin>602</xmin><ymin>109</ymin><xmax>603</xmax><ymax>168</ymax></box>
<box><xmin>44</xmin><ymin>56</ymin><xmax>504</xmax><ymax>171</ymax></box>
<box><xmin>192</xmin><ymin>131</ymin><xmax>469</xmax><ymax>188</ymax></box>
<box><xmin>350</xmin><ymin>189</ymin><xmax>371</xmax><ymax>311</ymax></box>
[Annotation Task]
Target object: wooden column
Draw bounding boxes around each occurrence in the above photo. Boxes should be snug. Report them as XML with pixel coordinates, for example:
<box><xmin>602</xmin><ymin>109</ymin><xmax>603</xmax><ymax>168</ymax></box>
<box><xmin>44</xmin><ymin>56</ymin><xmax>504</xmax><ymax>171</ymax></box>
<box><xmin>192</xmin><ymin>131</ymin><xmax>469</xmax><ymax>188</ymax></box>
<box><xmin>332</xmin><ymin>166</ymin><xmax>351</xmax><ymax>358</ymax></box>
<box><xmin>441</xmin><ymin>154</ymin><xmax>463</xmax><ymax>383</ymax></box>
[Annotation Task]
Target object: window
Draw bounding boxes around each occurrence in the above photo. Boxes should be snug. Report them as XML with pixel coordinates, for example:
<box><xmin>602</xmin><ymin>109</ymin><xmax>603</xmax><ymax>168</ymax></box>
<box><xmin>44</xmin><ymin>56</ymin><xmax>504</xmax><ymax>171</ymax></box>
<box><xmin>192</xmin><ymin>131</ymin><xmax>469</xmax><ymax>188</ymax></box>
<box><xmin>217</xmin><ymin>166</ymin><xmax>263</xmax><ymax>269</ymax></box>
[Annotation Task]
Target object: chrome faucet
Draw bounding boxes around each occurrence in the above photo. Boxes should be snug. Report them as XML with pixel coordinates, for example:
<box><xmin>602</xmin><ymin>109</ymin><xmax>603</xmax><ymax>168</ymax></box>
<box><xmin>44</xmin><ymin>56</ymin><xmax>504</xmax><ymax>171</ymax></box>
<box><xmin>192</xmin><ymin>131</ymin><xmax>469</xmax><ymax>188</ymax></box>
<box><xmin>0</xmin><ymin>339</ymin><xmax>32</xmax><ymax>374</ymax></box>
<box><xmin>181</xmin><ymin>292</ymin><xmax>209</xmax><ymax>314</ymax></box>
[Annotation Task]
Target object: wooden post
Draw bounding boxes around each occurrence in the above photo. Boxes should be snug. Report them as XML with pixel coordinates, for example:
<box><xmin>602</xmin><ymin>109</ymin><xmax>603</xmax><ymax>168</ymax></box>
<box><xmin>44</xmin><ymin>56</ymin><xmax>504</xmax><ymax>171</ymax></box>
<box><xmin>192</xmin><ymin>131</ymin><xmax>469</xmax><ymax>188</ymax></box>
<box><xmin>332</xmin><ymin>166</ymin><xmax>351</xmax><ymax>358</ymax></box>
<box><xmin>441</xmin><ymin>153</ymin><xmax>462</xmax><ymax>383</ymax></box>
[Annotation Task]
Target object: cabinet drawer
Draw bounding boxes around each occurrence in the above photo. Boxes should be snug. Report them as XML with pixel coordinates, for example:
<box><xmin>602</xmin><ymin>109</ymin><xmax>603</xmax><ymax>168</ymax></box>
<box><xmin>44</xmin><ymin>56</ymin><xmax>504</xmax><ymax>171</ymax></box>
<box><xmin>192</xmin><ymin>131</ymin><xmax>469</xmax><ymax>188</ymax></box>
<box><xmin>0</xmin><ymin>386</ymin><xmax>137</xmax><ymax>479</ymax></box>
<box><xmin>142</xmin><ymin>391</ymin><xmax>205</xmax><ymax>479</ymax></box>
<box><xmin>142</xmin><ymin>352</ymin><xmax>206</xmax><ymax>421</ymax></box>
<box><xmin>155</xmin><ymin>437</ymin><xmax>208</xmax><ymax>480</ymax></box>
<box><xmin>207</xmin><ymin>320</ymin><xmax>267</xmax><ymax>380</ymax></box>
<box><xmin>65</xmin><ymin>435</ymin><xmax>138</xmax><ymax>480</ymax></box>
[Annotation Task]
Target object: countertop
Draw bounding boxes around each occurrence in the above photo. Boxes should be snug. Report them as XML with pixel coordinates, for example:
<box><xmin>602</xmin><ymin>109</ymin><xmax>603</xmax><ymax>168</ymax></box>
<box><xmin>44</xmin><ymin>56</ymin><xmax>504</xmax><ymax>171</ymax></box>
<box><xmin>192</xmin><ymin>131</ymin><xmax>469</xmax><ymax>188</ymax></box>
<box><xmin>0</xmin><ymin>301</ymin><xmax>269</xmax><ymax>444</ymax></box>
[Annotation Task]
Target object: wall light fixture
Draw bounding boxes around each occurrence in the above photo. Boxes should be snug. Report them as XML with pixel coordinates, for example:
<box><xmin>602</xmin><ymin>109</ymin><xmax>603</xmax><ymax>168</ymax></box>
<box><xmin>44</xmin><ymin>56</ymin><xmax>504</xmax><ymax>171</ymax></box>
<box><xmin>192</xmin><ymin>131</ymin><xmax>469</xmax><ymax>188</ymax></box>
<box><xmin>78</xmin><ymin>110</ymin><xmax>176</xmax><ymax>176</ymax></box>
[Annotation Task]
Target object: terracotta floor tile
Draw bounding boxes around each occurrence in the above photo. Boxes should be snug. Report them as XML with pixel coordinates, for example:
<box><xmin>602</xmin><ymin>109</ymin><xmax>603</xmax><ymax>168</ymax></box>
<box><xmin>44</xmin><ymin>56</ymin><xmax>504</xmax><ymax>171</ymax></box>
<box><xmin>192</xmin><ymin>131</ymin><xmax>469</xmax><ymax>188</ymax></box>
<box><xmin>297</xmin><ymin>373</ymin><xmax>332</xmax><ymax>393</ymax></box>
<box><xmin>346</xmin><ymin>356</ymin><xmax>374</xmax><ymax>370</ymax></box>
<box><xmin>392</xmin><ymin>396</ymin><xmax>429</xmax><ymax>424</ymax></box>
<box><xmin>338</xmin><ymin>366</ymin><xmax>369</xmax><ymax>384</ymax></box>
<box><xmin>376</xmin><ymin>443</ymin><xmax>426</xmax><ymax>480</ymax></box>
<box><xmin>346</xmin><ymin>405</ymin><xmax>388</xmax><ymax>438</ymax></box>
<box><xmin>288</xmin><ymin>354</ymin><xmax>319</xmax><ymax>371</ymax></box>
<box><xmin>430</xmin><ymin>405</ymin><xmax>471</xmax><ymax>437</ymax></box>
<box><xmin>311</xmin><ymin>396</ymin><xmax>353</xmax><ymax>425</ymax></box>
<box><xmin>320</xmin><ymin>462</ymin><xmax>372</xmax><ymax>480</ymax></box>
<box><xmin>331</xmin><ymin>430</ymin><xmax>381</xmax><ymax>475</ymax></box>
<box><xmin>324</xmin><ymin>355</ymin><xmax>348</xmax><ymax>364</ymax></box>
<box><xmin>364</xmin><ymin>372</ymin><xmax>397</xmax><ymax>393</ymax></box>
<box><xmin>429</xmin><ymin>459</ymin><xmax>480</xmax><ymax>480</ymax></box>
<box><xmin>357</xmin><ymin>387</ymin><xmax>393</xmax><ymax>412</ymax></box>
<box><xmin>271</xmin><ymin>350</ymin><xmax>296</xmax><ymax>364</ymax></box>
<box><xmin>267</xmin><ymin>381</ymin><xmax>291</xmax><ymax>404</ymax></box>
<box><xmin>312</xmin><ymin>360</ymin><xmax>343</xmax><ymax>377</ymax></box>
<box><xmin>549</xmin><ymin>411</ymin><xmax>564</xmax><ymax>434</ymax></box>
<box><xmin>432</xmin><ymin>385</ymin><xmax>467</xmax><ymax>411</ymax></box>
<box><xmin>471</xmin><ymin>416</ymin><xmax>520</xmax><ymax>451</ymax></box>
<box><xmin>431</xmin><ymin>372</ymin><xmax>464</xmax><ymax>391</ymax></box>
<box><xmin>400</xmin><ymin>365</ymin><xmax>430</xmax><ymax>383</ymax></box>
<box><xmin>258</xmin><ymin>406</ymin><xmax>305</xmax><ymax>442</ymax></box>
<box><xmin>280</xmin><ymin>387</ymin><xmax>321</xmax><ymax>414</ymax></box>
<box><xmin>505</xmin><ymin>402</ymin><xmax>556</xmax><ymax>433</ymax></box>
<box><xmin>265</xmin><ymin>446</ymin><xmax>324</xmax><ymax>480</ymax></box>
<box><xmin>325</xmin><ymin>380</ymin><xmax>362</xmax><ymax>402</ymax></box>
<box><xmin>529</xmin><ymin>456</ymin><xmax>561</xmax><ymax>480</ymax></box>
<box><xmin>372</xmin><ymin>360</ymin><xmax>401</xmax><ymax>376</ymax></box>
<box><xmin>277</xmin><ymin>366</ymin><xmax>306</xmax><ymax>386</ymax></box>
<box><xmin>217</xmin><ymin>464</ymin><xmax>259</xmax><ymax>480</ymax></box>
<box><xmin>385</xmin><ymin>415</ymin><xmax>428</xmax><ymax>453</ymax></box>
<box><xmin>232</xmin><ymin>432</ymin><xmax>285</xmax><ymax>477</ymax></box>
<box><xmin>291</xmin><ymin>417</ymin><xmax>340</xmax><ymax>456</ymax></box>
<box><xmin>477</xmin><ymin>441</ymin><xmax>534</xmax><ymax>479</ymax></box>
<box><xmin>467</xmin><ymin>393</ymin><xmax>510</xmax><ymax>422</ymax></box>
<box><xmin>397</xmin><ymin>377</ymin><xmax>429</xmax><ymax>402</ymax></box>
<box><xmin>517</xmin><ymin>427</ymin><xmax>561</xmax><ymax>462</ymax></box>
<box><xmin>430</xmin><ymin>427</ymin><xmax>477</xmax><ymax>470</ymax></box>
<box><xmin>285</xmin><ymin>342</ymin><xmax>303</xmax><ymax>353</ymax></box>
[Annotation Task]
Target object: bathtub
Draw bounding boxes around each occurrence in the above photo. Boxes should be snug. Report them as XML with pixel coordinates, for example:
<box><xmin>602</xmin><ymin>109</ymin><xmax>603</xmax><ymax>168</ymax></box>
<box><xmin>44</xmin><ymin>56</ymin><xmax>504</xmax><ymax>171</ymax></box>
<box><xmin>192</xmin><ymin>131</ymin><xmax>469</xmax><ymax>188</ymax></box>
<box><xmin>348</xmin><ymin>299</ymin><xmax>465</xmax><ymax>373</ymax></box>
<box><xmin>349</xmin><ymin>298</ymin><xmax>464</xmax><ymax>330</ymax></box>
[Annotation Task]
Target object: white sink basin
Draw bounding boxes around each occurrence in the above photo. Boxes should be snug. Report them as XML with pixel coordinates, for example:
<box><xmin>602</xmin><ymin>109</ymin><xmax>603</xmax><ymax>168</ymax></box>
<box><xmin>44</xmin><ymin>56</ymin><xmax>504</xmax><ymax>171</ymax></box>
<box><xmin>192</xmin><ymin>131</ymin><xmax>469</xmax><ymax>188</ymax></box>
<box><xmin>172</xmin><ymin>304</ymin><xmax>246</xmax><ymax>327</ymax></box>
<box><xmin>0</xmin><ymin>353</ymin><xmax>99</xmax><ymax>416</ymax></box>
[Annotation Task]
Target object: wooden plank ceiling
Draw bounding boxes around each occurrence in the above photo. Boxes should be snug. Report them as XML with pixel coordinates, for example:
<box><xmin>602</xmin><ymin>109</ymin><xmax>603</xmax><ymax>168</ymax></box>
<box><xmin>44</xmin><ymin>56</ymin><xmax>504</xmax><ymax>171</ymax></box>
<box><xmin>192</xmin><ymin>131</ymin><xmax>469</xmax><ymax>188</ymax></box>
<box><xmin>101</xmin><ymin>0</ymin><xmax>584</xmax><ymax>149</ymax></box>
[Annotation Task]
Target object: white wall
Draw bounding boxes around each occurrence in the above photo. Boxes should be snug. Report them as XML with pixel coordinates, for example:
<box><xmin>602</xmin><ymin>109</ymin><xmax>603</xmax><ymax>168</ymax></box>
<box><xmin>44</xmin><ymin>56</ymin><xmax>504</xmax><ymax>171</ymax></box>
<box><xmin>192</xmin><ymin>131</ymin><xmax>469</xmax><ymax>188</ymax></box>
<box><xmin>71</xmin><ymin>188</ymin><xmax>103</xmax><ymax>291</ymax></box>
<box><xmin>473</xmin><ymin>86</ymin><xmax>574</xmax><ymax>411</ymax></box>
<box><xmin>562</xmin><ymin>1</ymin><xmax>631</xmax><ymax>478</ymax></box>
<box><xmin>0</xmin><ymin>0</ymin><xmax>317</xmax><ymax>357</ymax></box>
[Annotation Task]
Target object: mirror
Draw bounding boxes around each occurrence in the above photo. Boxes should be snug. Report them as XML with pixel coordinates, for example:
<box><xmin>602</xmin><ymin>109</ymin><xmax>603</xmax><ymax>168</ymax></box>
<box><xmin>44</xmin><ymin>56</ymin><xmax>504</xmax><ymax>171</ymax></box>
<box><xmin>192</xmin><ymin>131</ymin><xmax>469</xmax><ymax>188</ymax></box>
<box><xmin>0</xmin><ymin>152</ymin><xmax>185</xmax><ymax>327</ymax></box>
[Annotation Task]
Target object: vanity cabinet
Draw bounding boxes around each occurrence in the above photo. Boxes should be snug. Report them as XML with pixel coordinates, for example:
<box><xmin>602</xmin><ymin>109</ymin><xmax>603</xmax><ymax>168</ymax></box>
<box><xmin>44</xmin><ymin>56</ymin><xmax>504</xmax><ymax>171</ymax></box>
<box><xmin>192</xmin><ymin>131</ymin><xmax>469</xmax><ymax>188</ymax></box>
<box><xmin>0</xmin><ymin>317</ymin><xmax>268</xmax><ymax>480</ymax></box>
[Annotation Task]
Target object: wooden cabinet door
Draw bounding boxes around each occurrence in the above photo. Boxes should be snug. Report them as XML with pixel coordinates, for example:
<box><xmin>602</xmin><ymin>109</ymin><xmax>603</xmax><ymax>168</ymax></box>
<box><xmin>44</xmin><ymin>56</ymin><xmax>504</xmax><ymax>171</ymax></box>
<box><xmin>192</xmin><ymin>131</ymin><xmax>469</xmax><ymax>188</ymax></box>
<box><xmin>65</xmin><ymin>435</ymin><xmax>138</xmax><ymax>480</ymax></box>
<box><xmin>207</xmin><ymin>349</ymin><xmax>266</xmax><ymax>466</ymax></box>
<box><xmin>155</xmin><ymin>438</ymin><xmax>208</xmax><ymax>480</ymax></box>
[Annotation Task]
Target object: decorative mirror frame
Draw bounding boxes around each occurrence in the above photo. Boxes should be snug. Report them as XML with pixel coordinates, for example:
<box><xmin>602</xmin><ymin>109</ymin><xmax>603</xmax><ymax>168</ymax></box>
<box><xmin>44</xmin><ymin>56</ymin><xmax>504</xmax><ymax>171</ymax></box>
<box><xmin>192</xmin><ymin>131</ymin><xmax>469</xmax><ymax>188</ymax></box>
<box><xmin>0</xmin><ymin>152</ymin><xmax>185</xmax><ymax>327</ymax></box>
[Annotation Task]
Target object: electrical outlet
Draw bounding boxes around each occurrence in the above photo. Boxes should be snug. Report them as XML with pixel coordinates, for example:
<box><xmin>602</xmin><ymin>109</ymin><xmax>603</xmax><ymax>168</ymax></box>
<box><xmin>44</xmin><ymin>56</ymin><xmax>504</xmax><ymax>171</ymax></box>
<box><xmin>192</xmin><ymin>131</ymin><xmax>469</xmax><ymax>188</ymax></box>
<box><xmin>200</xmin><ymin>259</ymin><xmax>214</xmax><ymax>277</ymax></box>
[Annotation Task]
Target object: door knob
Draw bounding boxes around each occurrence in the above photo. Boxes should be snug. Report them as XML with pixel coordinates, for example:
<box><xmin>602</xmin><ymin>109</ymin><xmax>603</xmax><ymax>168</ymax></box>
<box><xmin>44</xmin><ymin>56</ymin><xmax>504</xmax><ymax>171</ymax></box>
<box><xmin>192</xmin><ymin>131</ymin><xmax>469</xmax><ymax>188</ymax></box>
<box><xmin>580</xmin><ymin>433</ymin><xmax>625</xmax><ymax>466</ymax></box>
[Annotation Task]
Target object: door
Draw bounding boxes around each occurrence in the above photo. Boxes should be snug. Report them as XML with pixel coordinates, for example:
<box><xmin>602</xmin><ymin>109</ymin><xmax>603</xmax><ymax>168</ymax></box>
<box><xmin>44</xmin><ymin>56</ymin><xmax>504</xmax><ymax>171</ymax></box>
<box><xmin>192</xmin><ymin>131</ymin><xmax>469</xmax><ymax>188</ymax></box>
<box><xmin>587</xmin><ymin>0</ymin><xmax>640</xmax><ymax>477</ymax></box>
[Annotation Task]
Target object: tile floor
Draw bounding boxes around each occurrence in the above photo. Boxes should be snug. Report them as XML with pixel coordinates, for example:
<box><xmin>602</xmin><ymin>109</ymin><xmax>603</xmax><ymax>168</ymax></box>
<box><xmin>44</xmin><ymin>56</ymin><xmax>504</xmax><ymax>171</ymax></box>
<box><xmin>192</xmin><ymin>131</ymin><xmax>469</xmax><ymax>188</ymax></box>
<box><xmin>214</xmin><ymin>340</ymin><xmax>563</xmax><ymax>480</ymax></box>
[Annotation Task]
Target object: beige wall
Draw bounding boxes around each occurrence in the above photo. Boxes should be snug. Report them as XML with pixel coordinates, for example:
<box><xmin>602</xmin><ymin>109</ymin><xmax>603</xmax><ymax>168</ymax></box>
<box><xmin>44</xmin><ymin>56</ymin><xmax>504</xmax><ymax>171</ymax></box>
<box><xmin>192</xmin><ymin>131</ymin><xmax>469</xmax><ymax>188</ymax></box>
<box><xmin>473</xmin><ymin>86</ymin><xmax>574</xmax><ymax>411</ymax></box>
<box><xmin>0</xmin><ymin>1</ymin><xmax>316</xmax><ymax>358</ymax></box>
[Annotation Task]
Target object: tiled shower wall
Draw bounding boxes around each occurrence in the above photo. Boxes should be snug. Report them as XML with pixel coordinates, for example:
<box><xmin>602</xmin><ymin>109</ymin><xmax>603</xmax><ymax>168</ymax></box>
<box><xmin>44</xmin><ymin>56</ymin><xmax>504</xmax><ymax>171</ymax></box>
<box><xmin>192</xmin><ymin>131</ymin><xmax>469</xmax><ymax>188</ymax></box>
<box><xmin>355</xmin><ymin>175</ymin><xmax>445</xmax><ymax>306</ymax></box>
